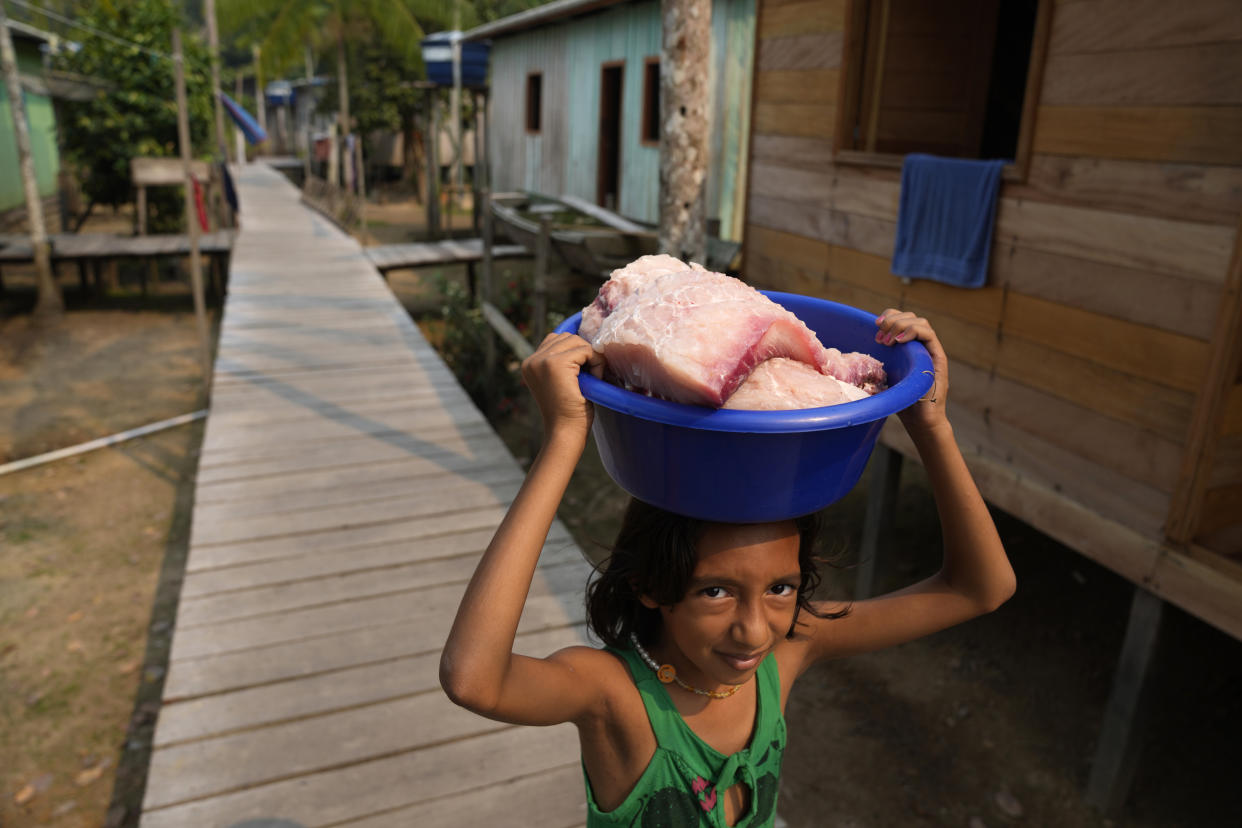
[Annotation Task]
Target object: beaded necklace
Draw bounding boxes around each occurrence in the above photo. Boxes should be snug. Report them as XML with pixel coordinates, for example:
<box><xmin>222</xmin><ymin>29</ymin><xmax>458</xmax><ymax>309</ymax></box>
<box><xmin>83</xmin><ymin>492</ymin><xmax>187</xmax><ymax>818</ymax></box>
<box><xmin>629</xmin><ymin>633</ymin><xmax>745</xmax><ymax>700</ymax></box>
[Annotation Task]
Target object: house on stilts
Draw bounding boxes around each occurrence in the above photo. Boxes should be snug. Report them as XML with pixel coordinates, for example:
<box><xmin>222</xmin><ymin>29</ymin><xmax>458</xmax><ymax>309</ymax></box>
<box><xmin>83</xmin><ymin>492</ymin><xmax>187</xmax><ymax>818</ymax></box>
<box><xmin>463</xmin><ymin>0</ymin><xmax>757</xmax><ymax>243</ymax></box>
<box><xmin>742</xmin><ymin>0</ymin><xmax>1242</xmax><ymax>810</ymax></box>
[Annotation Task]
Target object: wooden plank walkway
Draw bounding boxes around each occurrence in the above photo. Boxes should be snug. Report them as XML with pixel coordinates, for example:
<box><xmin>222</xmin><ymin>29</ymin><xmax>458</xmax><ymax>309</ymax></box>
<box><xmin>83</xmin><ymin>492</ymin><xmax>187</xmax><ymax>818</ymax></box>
<box><xmin>140</xmin><ymin>163</ymin><xmax>591</xmax><ymax>827</ymax></box>
<box><xmin>364</xmin><ymin>239</ymin><xmax>530</xmax><ymax>274</ymax></box>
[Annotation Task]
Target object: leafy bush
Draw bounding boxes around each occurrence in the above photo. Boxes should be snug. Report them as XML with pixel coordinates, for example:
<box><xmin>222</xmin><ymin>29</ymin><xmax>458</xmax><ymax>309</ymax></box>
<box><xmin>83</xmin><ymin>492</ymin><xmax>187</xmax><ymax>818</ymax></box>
<box><xmin>56</xmin><ymin>0</ymin><xmax>214</xmax><ymax>230</ymax></box>
<box><xmin>433</xmin><ymin>272</ymin><xmax>522</xmax><ymax>415</ymax></box>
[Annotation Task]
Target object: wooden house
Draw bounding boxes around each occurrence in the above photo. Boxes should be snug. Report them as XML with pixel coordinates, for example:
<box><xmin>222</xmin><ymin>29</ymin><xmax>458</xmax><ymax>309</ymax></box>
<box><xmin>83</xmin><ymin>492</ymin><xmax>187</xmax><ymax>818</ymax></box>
<box><xmin>741</xmin><ymin>0</ymin><xmax>1242</xmax><ymax>806</ymax></box>
<box><xmin>464</xmin><ymin>0</ymin><xmax>757</xmax><ymax>241</ymax></box>
<box><xmin>1</xmin><ymin>20</ymin><xmax>62</xmax><ymax>233</ymax></box>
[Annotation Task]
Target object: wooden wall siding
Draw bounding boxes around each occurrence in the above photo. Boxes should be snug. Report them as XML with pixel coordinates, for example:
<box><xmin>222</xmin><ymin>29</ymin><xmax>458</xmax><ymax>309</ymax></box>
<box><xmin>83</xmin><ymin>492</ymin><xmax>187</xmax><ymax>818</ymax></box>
<box><xmin>1050</xmin><ymin>0</ymin><xmax>1242</xmax><ymax>55</ymax></box>
<box><xmin>488</xmin><ymin>0</ymin><xmax>754</xmax><ymax>236</ymax></box>
<box><xmin>710</xmin><ymin>0</ymin><xmax>759</xmax><ymax>240</ymax></box>
<box><xmin>756</xmin><ymin>32</ymin><xmax>843</xmax><ymax>71</ymax></box>
<box><xmin>1042</xmin><ymin>43</ymin><xmax>1242</xmax><ymax>108</ymax></box>
<box><xmin>1033</xmin><ymin>106</ymin><xmax>1242</xmax><ymax>167</ymax></box>
<box><xmin>1020</xmin><ymin>155</ymin><xmax>1242</xmax><ymax>228</ymax></box>
<box><xmin>489</xmin><ymin>31</ymin><xmax>569</xmax><ymax>196</ymax></box>
<box><xmin>1037</xmin><ymin>1</ymin><xmax>1242</xmax><ymax>165</ymax></box>
<box><xmin>563</xmin><ymin>2</ymin><xmax>660</xmax><ymax>220</ymax></box>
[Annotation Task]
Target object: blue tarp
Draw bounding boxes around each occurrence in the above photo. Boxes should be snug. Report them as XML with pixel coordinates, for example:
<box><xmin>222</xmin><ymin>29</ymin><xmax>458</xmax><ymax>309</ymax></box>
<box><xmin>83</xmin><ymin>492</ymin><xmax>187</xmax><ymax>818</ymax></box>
<box><xmin>220</xmin><ymin>92</ymin><xmax>267</xmax><ymax>145</ymax></box>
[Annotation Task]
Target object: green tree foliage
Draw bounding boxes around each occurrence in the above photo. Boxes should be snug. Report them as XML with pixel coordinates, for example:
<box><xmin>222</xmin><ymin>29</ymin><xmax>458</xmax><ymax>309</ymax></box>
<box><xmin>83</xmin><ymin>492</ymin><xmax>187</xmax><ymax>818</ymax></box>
<box><xmin>218</xmin><ymin>0</ymin><xmax>548</xmax><ymax>134</ymax></box>
<box><xmin>218</xmin><ymin>0</ymin><xmax>454</xmax><ymax>100</ymax></box>
<box><xmin>55</xmin><ymin>0</ymin><xmax>214</xmax><ymax>229</ymax></box>
<box><xmin>347</xmin><ymin>38</ymin><xmax>420</xmax><ymax>137</ymax></box>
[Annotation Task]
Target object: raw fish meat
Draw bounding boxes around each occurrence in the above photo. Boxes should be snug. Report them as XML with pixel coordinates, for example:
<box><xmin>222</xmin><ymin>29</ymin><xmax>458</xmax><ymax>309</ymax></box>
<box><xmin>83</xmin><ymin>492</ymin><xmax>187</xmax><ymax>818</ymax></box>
<box><xmin>579</xmin><ymin>254</ymin><xmax>706</xmax><ymax>341</ymax></box>
<box><xmin>579</xmin><ymin>257</ymin><xmax>886</xmax><ymax>408</ymax></box>
<box><xmin>723</xmin><ymin>358</ymin><xmax>869</xmax><ymax>410</ymax></box>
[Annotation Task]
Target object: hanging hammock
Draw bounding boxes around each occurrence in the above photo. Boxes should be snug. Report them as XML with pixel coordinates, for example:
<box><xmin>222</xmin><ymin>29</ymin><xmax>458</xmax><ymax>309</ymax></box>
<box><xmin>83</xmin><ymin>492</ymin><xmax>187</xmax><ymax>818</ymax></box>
<box><xmin>220</xmin><ymin>91</ymin><xmax>268</xmax><ymax>144</ymax></box>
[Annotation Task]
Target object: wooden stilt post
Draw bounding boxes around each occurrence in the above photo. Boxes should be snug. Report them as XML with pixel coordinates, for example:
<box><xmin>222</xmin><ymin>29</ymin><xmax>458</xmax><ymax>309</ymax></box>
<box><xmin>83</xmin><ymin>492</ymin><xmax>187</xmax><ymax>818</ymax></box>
<box><xmin>857</xmin><ymin>443</ymin><xmax>904</xmax><ymax>599</ymax></box>
<box><xmin>528</xmin><ymin>215</ymin><xmax>552</xmax><ymax>460</ymax></box>
<box><xmin>533</xmin><ymin>215</ymin><xmax>550</xmax><ymax>346</ymax></box>
<box><xmin>174</xmin><ymin>30</ymin><xmax>212</xmax><ymax>389</ymax></box>
<box><xmin>1087</xmin><ymin>587</ymin><xmax>1164</xmax><ymax>813</ymax></box>
<box><xmin>481</xmin><ymin>187</ymin><xmax>496</xmax><ymax>407</ymax></box>
<box><xmin>471</xmin><ymin>89</ymin><xmax>483</xmax><ymax>234</ymax></box>
<box><xmin>204</xmin><ymin>0</ymin><xmax>227</xmax><ymax>160</ymax></box>
<box><xmin>234</xmin><ymin>73</ymin><xmax>247</xmax><ymax>164</ymax></box>
<box><xmin>428</xmin><ymin>88</ymin><xmax>440</xmax><ymax>239</ymax></box>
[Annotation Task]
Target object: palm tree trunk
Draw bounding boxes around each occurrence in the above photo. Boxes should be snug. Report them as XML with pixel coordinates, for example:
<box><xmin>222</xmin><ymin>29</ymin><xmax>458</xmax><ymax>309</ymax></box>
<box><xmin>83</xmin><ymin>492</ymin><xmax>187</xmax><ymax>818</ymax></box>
<box><xmin>658</xmin><ymin>0</ymin><xmax>710</xmax><ymax>264</ymax></box>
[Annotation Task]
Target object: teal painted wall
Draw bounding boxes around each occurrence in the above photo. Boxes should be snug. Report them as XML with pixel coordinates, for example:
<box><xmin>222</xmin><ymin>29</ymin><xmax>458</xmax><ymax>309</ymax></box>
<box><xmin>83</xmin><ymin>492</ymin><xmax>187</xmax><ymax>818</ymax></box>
<box><xmin>0</xmin><ymin>40</ymin><xmax>60</xmax><ymax>213</ymax></box>
<box><xmin>487</xmin><ymin>0</ymin><xmax>755</xmax><ymax>240</ymax></box>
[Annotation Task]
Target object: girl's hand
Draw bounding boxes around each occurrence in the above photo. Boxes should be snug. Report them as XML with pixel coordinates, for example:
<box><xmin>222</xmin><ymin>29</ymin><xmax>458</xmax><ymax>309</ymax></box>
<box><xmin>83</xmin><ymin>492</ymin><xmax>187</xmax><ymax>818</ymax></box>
<box><xmin>875</xmin><ymin>309</ymin><xmax>949</xmax><ymax>434</ymax></box>
<box><xmin>521</xmin><ymin>332</ymin><xmax>606</xmax><ymax>442</ymax></box>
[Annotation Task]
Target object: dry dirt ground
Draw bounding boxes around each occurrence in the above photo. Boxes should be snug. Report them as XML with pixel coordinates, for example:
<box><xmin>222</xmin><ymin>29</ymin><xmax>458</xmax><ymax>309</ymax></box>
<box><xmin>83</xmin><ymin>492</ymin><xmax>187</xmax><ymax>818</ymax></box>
<box><xmin>2</xmin><ymin>197</ymin><xmax>1239</xmax><ymax>828</ymax></box>
<box><xmin>1</xmin><ymin>246</ymin><xmax>213</xmax><ymax>827</ymax></box>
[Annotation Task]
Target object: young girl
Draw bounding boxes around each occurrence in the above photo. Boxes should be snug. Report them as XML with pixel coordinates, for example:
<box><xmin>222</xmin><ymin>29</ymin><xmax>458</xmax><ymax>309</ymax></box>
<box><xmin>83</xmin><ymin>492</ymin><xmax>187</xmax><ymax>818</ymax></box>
<box><xmin>440</xmin><ymin>309</ymin><xmax>1015</xmax><ymax>827</ymax></box>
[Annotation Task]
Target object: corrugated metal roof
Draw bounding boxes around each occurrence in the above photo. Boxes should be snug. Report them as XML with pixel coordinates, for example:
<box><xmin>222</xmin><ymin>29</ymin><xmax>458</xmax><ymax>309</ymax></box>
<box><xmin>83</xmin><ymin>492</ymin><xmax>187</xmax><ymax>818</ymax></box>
<box><xmin>462</xmin><ymin>0</ymin><xmax>631</xmax><ymax>41</ymax></box>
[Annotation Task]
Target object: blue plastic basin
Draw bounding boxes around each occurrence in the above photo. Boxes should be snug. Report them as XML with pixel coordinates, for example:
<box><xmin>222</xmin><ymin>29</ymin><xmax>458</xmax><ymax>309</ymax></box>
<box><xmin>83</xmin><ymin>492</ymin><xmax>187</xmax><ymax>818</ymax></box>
<box><xmin>552</xmin><ymin>292</ymin><xmax>934</xmax><ymax>522</ymax></box>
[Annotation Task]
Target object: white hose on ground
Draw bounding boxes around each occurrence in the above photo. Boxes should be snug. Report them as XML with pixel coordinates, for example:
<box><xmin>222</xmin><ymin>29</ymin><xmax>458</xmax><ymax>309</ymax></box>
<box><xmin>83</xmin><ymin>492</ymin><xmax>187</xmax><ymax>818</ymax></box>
<box><xmin>0</xmin><ymin>410</ymin><xmax>208</xmax><ymax>477</ymax></box>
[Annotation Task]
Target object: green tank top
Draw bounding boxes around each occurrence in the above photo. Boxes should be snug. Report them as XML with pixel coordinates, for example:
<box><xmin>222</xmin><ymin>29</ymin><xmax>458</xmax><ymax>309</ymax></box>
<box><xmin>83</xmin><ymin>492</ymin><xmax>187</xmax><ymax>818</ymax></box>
<box><xmin>584</xmin><ymin>646</ymin><xmax>787</xmax><ymax>828</ymax></box>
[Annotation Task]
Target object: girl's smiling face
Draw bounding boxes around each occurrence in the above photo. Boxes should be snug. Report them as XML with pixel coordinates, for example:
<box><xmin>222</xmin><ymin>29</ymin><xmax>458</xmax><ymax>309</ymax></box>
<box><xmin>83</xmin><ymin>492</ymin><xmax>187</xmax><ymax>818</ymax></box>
<box><xmin>641</xmin><ymin>521</ymin><xmax>802</xmax><ymax>692</ymax></box>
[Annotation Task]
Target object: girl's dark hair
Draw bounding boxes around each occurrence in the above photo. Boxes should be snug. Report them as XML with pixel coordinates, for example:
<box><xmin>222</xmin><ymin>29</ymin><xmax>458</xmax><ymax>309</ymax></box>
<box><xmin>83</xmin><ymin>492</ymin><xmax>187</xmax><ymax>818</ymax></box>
<box><xmin>586</xmin><ymin>498</ymin><xmax>850</xmax><ymax>649</ymax></box>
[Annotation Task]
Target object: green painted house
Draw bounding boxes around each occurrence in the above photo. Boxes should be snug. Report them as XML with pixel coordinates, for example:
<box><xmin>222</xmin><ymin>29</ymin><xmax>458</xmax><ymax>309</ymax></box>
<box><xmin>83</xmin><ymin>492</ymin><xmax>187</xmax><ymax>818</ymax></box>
<box><xmin>1</xmin><ymin>20</ymin><xmax>61</xmax><ymax>232</ymax></box>
<box><xmin>464</xmin><ymin>0</ymin><xmax>756</xmax><ymax>242</ymax></box>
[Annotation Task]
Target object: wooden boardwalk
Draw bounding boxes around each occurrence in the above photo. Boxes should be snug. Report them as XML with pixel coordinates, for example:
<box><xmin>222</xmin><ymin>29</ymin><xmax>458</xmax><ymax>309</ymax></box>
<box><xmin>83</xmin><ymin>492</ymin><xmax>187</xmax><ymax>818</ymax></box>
<box><xmin>0</xmin><ymin>230</ymin><xmax>235</xmax><ymax>262</ymax></box>
<box><xmin>141</xmin><ymin>163</ymin><xmax>591</xmax><ymax>827</ymax></box>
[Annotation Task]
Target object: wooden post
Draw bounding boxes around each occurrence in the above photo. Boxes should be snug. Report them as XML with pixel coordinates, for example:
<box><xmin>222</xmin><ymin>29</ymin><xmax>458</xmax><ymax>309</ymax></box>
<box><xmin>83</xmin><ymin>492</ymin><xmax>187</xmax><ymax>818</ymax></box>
<box><xmin>427</xmin><ymin>88</ymin><xmax>441</xmax><ymax>239</ymax></box>
<box><xmin>303</xmin><ymin>42</ymin><xmax>314</xmax><ymax>184</ymax></box>
<box><xmin>335</xmin><ymin>32</ymin><xmax>351</xmax><ymax>192</ymax></box>
<box><xmin>856</xmin><ymin>444</ymin><xmax>904</xmax><ymax>599</ymax></box>
<box><xmin>471</xmin><ymin>89</ymin><xmax>483</xmax><ymax>234</ymax></box>
<box><xmin>174</xmin><ymin>30</ymin><xmax>212</xmax><ymax>387</ymax></box>
<box><xmin>326</xmin><ymin>130</ymin><xmax>338</xmax><ymax>192</ymax></box>
<box><xmin>1166</xmin><ymin>210</ymin><xmax>1242</xmax><ymax>543</ymax></box>
<box><xmin>204</xmin><ymin>0</ymin><xmax>227</xmax><ymax>159</ymax></box>
<box><xmin>234</xmin><ymin>73</ymin><xmax>246</xmax><ymax>163</ymax></box>
<box><xmin>354</xmin><ymin>133</ymin><xmax>367</xmax><ymax>232</ymax></box>
<box><xmin>533</xmin><ymin>215</ymin><xmax>550</xmax><ymax>347</ymax></box>
<box><xmin>1087</xmin><ymin>587</ymin><xmax>1164</xmax><ymax>813</ymax></box>
<box><xmin>527</xmin><ymin>215</ymin><xmax>552</xmax><ymax>460</ymax></box>
<box><xmin>253</xmin><ymin>44</ymin><xmax>266</xmax><ymax>143</ymax></box>
<box><xmin>136</xmin><ymin>186</ymin><xmax>147</xmax><ymax>235</ymax></box>
<box><xmin>481</xmin><ymin>187</ymin><xmax>496</xmax><ymax>405</ymax></box>
<box><xmin>0</xmin><ymin>4</ymin><xmax>61</xmax><ymax>317</ymax></box>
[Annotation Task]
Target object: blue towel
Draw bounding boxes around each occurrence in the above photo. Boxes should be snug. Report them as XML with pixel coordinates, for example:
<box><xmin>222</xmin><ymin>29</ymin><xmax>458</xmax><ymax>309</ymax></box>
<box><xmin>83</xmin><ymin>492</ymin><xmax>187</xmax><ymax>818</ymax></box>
<box><xmin>891</xmin><ymin>154</ymin><xmax>1007</xmax><ymax>289</ymax></box>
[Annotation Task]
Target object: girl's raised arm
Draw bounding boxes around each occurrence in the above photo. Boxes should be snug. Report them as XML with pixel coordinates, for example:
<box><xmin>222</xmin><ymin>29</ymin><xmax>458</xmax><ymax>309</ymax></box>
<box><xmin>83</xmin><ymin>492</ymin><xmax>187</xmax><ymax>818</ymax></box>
<box><xmin>794</xmin><ymin>310</ymin><xmax>1016</xmax><ymax>670</ymax></box>
<box><xmin>440</xmin><ymin>333</ymin><xmax>611</xmax><ymax>726</ymax></box>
